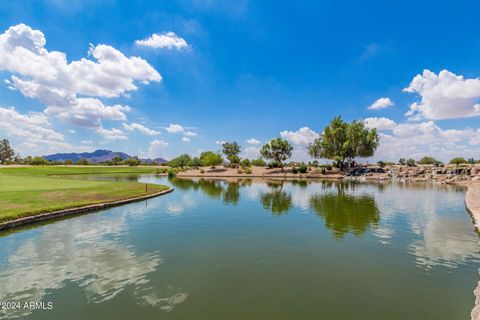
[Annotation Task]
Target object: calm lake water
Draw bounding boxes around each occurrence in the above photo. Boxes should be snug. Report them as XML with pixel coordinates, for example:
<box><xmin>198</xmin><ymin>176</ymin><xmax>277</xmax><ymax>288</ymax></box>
<box><xmin>1</xmin><ymin>175</ymin><xmax>479</xmax><ymax>320</ymax></box>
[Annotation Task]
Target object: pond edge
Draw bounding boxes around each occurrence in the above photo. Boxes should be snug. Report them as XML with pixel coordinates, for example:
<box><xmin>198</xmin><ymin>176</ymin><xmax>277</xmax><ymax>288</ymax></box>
<box><xmin>0</xmin><ymin>187</ymin><xmax>174</xmax><ymax>231</ymax></box>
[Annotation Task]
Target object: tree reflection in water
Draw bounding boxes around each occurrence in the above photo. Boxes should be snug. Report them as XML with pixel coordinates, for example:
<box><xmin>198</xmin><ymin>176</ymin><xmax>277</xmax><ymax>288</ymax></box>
<box><xmin>169</xmin><ymin>178</ymin><xmax>378</xmax><ymax>228</ymax></box>
<box><xmin>260</xmin><ymin>182</ymin><xmax>292</xmax><ymax>215</ymax></box>
<box><xmin>223</xmin><ymin>182</ymin><xmax>240</xmax><ymax>205</ymax></box>
<box><xmin>168</xmin><ymin>177</ymin><xmax>201</xmax><ymax>191</ymax></box>
<box><xmin>169</xmin><ymin>178</ymin><xmax>242</xmax><ymax>205</ymax></box>
<box><xmin>310</xmin><ymin>183</ymin><xmax>380</xmax><ymax>238</ymax></box>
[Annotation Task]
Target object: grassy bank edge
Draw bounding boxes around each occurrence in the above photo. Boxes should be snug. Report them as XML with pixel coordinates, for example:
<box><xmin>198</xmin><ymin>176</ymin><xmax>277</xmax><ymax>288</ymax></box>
<box><xmin>0</xmin><ymin>187</ymin><xmax>174</xmax><ymax>231</ymax></box>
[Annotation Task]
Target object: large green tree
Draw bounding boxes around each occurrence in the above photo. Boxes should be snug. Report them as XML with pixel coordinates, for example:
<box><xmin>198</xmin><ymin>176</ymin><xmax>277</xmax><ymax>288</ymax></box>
<box><xmin>308</xmin><ymin>116</ymin><xmax>379</xmax><ymax>170</ymax></box>
<box><xmin>222</xmin><ymin>141</ymin><xmax>241</xmax><ymax>164</ymax></box>
<box><xmin>111</xmin><ymin>156</ymin><xmax>124</xmax><ymax>165</ymax></box>
<box><xmin>29</xmin><ymin>156</ymin><xmax>49</xmax><ymax>166</ymax></box>
<box><xmin>260</xmin><ymin>137</ymin><xmax>293</xmax><ymax>171</ymax></box>
<box><xmin>124</xmin><ymin>157</ymin><xmax>140</xmax><ymax>166</ymax></box>
<box><xmin>418</xmin><ymin>156</ymin><xmax>440</xmax><ymax>165</ymax></box>
<box><xmin>449</xmin><ymin>157</ymin><xmax>468</xmax><ymax>167</ymax></box>
<box><xmin>188</xmin><ymin>157</ymin><xmax>202</xmax><ymax>168</ymax></box>
<box><xmin>0</xmin><ymin>139</ymin><xmax>15</xmax><ymax>164</ymax></box>
<box><xmin>200</xmin><ymin>151</ymin><xmax>223</xmax><ymax>170</ymax></box>
<box><xmin>169</xmin><ymin>154</ymin><xmax>192</xmax><ymax>169</ymax></box>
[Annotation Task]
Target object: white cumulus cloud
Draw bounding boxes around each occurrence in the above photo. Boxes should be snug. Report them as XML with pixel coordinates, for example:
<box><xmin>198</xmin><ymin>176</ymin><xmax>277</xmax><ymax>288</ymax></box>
<box><xmin>135</xmin><ymin>32</ymin><xmax>189</xmax><ymax>50</ymax></box>
<box><xmin>184</xmin><ymin>131</ymin><xmax>197</xmax><ymax>137</ymax></box>
<box><xmin>367</xmin><ymin>117</ymin><xmax>477</xmax><ymax>161</ymax></box>
<box><xmin>246</xmin><ymin>138</ymin><xmax>261</xmax><ymax>145</ymax></box>
<box><xmin>146</xmin><ymin>140</ymin><xmax>169</xmax><ymax>158</ymax></box>
<box><xmin>280</xmin><ymin>127</ymin><xmax>319</xmax><ymax>145</ymax></box>
<box><xmin>123</xmin><ymin>122</ymin><xmax>160</xmax><ymax>136</ymax></box>
<box><xmin>364</xmin><ymin>117</ymin><xmax>397</xmax><ymax>130</ymax></box>
<box><xmin>404</xmin><ymin>69</ymin><xmax>480</xmax><ymax>120</ymax></box>
<box><xmin>0</xmin><ymin>106</ymin><xmax>91</xmax><ymax>155</ymax></box>
<box><xmin>165</xmin><ymin>124</ymin><xmax>184</xmax><ymax>133</ymax></box>
<box><xmin>182</xmin><ymin>137</ymin><xmax>191</xmax><ymax>143</ymax></box>
<box><xmin>243</xmin><ymin>146</ymin><xmax>260</xmax><ymax>159</ymax></box>
<box><xmin>95</xmin><ymin>127</ymin><xmax>128</xmax><ymax>140</ymax></box>
<box><xmin>368</xmin><ymin>97</ymin><xmax>394</xmax><ymax>110</ymax></box>
<box><xmin>0</xmin><ymin>23</ymin><xmax>161</xmax><ymax>132</ymax></box>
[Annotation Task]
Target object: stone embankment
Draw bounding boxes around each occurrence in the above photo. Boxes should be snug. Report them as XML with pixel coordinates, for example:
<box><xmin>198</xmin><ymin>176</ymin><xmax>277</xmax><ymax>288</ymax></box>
<box><xmin>465</xmin><ymin>181</ymin><xmax>480</xmax><ymax>320</ymax></box>
<box><xmin>352</xmin><ymin>164</ymin><xmax>480</xmax><ymax>184</ymax></box>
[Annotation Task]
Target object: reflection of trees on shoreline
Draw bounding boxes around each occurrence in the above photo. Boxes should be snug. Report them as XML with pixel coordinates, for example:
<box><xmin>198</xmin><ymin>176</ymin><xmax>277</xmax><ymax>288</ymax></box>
<box><xmin>199</xmin><ymin>179</ymin><xmax>224</xmax><ymax>198</ymax></box>
<box><xmin>310</xmin><ymin>183</ymin><xmax>380</xmax><ymax>238</ymax></box>
<box><xmin>169</xmin><ymin>178</ymin><xmax>242</xmax><ymax>205</ymax></box>
<box><xmin>168</xmin><ymin>177</ymin><xmax>201</xmax><ymax>191</ymax></box>
<box><xmin>169</xmin><ymin>178</ymin><xmax>380</xmax><ymax>221</ymax></box>
<box><xmin>260</xmin><ymin>182</ymin><xmax>292</xmax><ymax>215</ymax></box>
<box><xmin>223</xmin><ymin>182</ymin><xmax>240</xmax><ymax>204</ymax></box>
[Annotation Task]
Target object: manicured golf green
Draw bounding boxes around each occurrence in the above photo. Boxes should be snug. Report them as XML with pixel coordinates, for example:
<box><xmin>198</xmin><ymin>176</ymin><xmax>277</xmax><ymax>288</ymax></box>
<box><xmin>0</xmin><ymin>166</ymin><xmax>169</xmax><ymax>223</ymax></box>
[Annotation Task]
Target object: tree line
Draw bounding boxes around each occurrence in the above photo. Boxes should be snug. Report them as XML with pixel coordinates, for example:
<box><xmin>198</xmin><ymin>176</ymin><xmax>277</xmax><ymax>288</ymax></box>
<box><xmin>2</xmin><ymin>116</ymin><xmax>478</xmax><ymax>169</ymax></box>
<box><xmin>167</xmin><ymin>116</ymin><xmax>380</xmax><ymax>171</ymax></box>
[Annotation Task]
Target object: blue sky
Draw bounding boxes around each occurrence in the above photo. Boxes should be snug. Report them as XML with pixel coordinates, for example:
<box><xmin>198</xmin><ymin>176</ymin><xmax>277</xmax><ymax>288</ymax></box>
<box><xmin>0</xmin><ymin>0</ymin><xmax>479</xmax><ymax>161</ymax></box>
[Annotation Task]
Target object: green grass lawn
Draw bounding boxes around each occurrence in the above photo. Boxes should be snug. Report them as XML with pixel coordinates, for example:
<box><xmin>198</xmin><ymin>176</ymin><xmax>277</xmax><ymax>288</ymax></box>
<box><xmin>0</xmin><ymin>166</ymin><xmax>169</xmax><ymax>223</ymax></box>
<box><xmin>0</xmin><ymin>165</ymin><xmax>165</xmax><ymax>176</ymax></box>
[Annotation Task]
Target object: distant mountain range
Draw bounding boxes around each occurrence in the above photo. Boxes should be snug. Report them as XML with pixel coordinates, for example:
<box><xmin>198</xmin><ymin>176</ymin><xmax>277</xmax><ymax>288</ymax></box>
<box><xmin>42</xmin><ymin>149</ymin><xmax>167</xmax><ymax>164</ymax></box>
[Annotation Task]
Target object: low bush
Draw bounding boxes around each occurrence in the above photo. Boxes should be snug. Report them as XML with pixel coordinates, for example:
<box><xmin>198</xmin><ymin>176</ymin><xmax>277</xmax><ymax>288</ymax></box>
<box><xmin>241</xmin><ymin>159</ymin><xmax>251</xmax><ymax>167</ymax></box>
<box><xmin>251</xmin><ymin>159</ymin><xmax>266</xmax><ymax>167</ymax></box>
<box><xmin>298</xmin><ymin>163</ymin><xmax>308</xmax><ymax>173</ymax></box>
<box><xmin>167</xmin><ymin>168</ymin><xmax>176</xmax><ymax>178</ymax></box>
<box><xmin>267</xmin><ymin>161</ymin><xmax>281</xmax><ymax>169</ymax></box>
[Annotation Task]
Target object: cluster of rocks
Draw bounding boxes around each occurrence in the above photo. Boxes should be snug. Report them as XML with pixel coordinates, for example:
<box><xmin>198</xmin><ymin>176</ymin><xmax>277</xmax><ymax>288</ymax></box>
<box><xmin>351</xmin><ymin>165</ymin><xmax>480</xmax><ymax>184</ymax></box>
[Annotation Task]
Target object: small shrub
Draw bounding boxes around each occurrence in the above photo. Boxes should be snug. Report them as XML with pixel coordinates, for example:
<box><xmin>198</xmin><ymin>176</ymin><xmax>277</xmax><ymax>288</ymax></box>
<box><xmin>267</xmin><ymin>161</ymin><xmax>281</xmax><ymax>169</ymax></box>
<box><xmin>77</xmin><ymin>158</ymin><xmax>90</xmax><ymax>165</ymax></box>
<box><xmin>251</xmin><ymin>158</ymin><xmax>266</xmax><ymax>167</ymax></box>
<box><xmin>167</xmin><ymin>168</ymin><xmax>176</xmax><ymax>178</ymax></box>
<box><xmin>29</xmin><ymin>157</ymin><xmax>49</xmax><ymax>166</ymax></box>
<box><xmin>200</xmin><ymin>169</ymin><xmax>205</xmax><ymax>174</ymax></box>
<box><xmin>298</xmin><ymin>163</ymin><xmax>308</xmax><ymax>173</ymax></box>
<box><xmin>245</xmin><ymin>167</ymin><xmax>252</xmax><ymax>174</ymax></box>
<box><xmin>237</xmin><ymin>168</ymin><xmax>244</xmax><ymax>174</ymax></box>
<box><xmin>241</xmin><ymin>158</ymin><xmax>251</xmax><ymax>167</ymax></box>
<box><xmin>292</xmin><ymin>167</ymin><xmax>299</xmax><ymax>174</ymax></box>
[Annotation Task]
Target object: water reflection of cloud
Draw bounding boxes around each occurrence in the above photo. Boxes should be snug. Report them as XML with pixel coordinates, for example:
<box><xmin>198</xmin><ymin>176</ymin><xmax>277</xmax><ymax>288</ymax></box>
<box><xmin>0</xmin><ymin>207</ymin><xmax>186</xmax><ymax>319</ymax></box>
<box><xmin>373</xmin><ymin>183</ymin><xmax>480</xmax><ymax>269</ymax></box>
<box><xmin>409</xmin><ymin>216</ymin><xmax>479</xmax><ymax>268</ymax></box>
<box><xmin>135</xmin><ymin>287</ymin><xmax>188</xmax><ymax>312</ymax></box>
<box><xmin>167</xmin><ymin>194</ymin><xmax>196</xmax><ymax>215</ymax></box>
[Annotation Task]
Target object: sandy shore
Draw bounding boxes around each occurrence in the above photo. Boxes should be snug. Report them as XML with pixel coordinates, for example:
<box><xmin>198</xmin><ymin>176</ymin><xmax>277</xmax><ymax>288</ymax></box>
<box><xmin>176</xmin><ymin>166</ymin><xmax>344</xmax><ymax>179</ymax></box>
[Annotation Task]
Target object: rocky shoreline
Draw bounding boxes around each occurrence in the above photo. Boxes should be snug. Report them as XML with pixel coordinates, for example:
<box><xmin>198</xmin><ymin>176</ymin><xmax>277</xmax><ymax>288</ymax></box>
<box><xmin>351</xmin><ymin>164</ymin><xmax>480</xmax><ymax>184</ymax></box>
<box><xmin>466</xmin><ymin>182</ymin><xmax>480</xmax><ymax>320</ymax></box>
